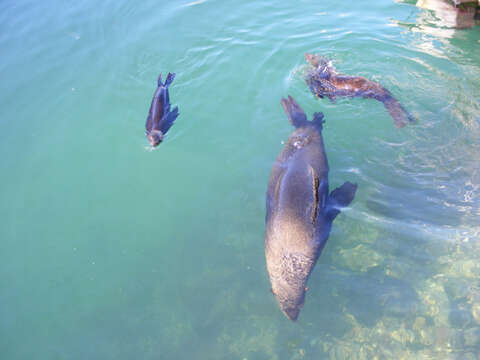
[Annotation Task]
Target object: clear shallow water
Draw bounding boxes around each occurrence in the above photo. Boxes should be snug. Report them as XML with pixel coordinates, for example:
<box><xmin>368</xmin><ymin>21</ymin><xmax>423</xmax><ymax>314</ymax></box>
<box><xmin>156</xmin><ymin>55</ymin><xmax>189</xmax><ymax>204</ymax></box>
<box><xmin>1</xmin><ymin>0</ymin><xmax>479</xmax><ymax>359</ymax></box>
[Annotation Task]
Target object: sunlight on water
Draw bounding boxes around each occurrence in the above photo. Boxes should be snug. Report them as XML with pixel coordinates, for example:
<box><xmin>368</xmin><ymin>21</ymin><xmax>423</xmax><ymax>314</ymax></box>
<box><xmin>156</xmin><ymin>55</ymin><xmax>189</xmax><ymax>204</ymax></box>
<box><xmin>0</xmin><ymin>0</ymin><xmax>479</xmax><ymax>359</ymax></box>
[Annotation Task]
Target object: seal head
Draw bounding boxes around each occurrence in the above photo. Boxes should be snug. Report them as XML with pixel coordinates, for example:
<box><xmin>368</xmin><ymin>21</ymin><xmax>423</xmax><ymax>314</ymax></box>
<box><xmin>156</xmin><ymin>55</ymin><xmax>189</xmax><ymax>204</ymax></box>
<box><xmin>147</xmin><ymin>130</ymin><xmax>164</xmax><ymax>147</ymax></box>
<box><xmin>305</xmin><ymin>53</ymin><xmax>333</xmax><ymax>79</ymax></box>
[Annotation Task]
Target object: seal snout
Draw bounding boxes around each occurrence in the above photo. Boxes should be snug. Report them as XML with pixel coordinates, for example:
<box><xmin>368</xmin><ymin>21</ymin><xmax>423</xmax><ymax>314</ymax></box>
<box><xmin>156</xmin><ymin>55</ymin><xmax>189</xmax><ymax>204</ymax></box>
<box><xmin>305</xmin><ymin>52</ymin><xmax>319</xmax><ymax>68</ymax></box>
<box><xmin>147</xmin><ymin>130</ymin><xmax>164</xmax><ymax>147</ymax></box>
<box><xmin>282</xmin><ymin>306</ymin><xmax>300</xmax><ymax>322</ymax></box>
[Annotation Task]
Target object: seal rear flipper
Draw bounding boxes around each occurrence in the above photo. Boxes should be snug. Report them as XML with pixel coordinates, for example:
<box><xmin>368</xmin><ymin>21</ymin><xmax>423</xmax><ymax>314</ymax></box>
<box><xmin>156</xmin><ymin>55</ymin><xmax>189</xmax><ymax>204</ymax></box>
<box><xmin>157</xmin><ymin>72</ymin><xmax>176</xmax><ymax>87</ymax></box>
<box><xmin>164</xmin><ymin>72</ymin><xmax>175</xmax><ymax>87</ymax></box>
<box><xmin>382</xmin><ymin>96</ymin><xmax>414</xmax><ymax>128</ymax></box>
<box><xmin>159</xmin><ymin>106</ymin><xmax>179</xmax><ymax>135</ymax></box>
<box><xmin>325</xmin><ymin>181</ymin><xmax>357</xmax><ymax>221</ymax></box>
<box><xmin>281</xmin><ymin>96</ymin><xmax>307</xmax><ymax>128</ymax></box>
<box><xmin>162</xmin><ymin>73</ymin><xmax>176</xmax><ymax>105</ymax></box>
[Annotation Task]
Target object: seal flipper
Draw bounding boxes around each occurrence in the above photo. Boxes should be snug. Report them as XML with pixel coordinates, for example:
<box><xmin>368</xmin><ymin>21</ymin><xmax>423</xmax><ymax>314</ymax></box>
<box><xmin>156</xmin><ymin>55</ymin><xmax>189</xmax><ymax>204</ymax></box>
<box><xmin>164</xmin><ymin>72</ymin><xmax>175</xmax><ymax>87</ymax></box>
<box><xmin>382</xmin><ymin>96</ymin><xmax>413</xmax><ymax>128</ymax></box>
<box><xmin>157</xmin><ymin>72</ymin><xmax>176</xmax><ymax>87</ymax></box>
<box><xmin>325</xmin><ymin>181</ymin><xmax>357</xmax><ymax>221</ymax></box>
<box><xmin>312</xmin><ymin>112</ymin><xmax>325</xmax><ymax>130</ymax></box>
<box><xmin>159</xmin><ymin>106</ymin><xmax>179</xmax><ymax>135</ymax></box>
<box><xmin>281</xmin><ymin>96</ymin><xmax>307</xmax><ymax>128</ymax></box>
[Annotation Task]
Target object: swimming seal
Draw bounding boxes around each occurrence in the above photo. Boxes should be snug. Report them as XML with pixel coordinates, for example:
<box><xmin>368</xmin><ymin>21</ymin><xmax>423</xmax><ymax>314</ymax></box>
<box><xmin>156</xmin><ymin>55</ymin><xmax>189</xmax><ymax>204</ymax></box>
<box><xmin>304</xmin><ymin>53</ymin><xmax>414</xmax><ymax>128</ymax></box>
<box><xmin>265</xmin><ymin>96</ymin><xmax>357</xmax><ymax>321</ymax></box>
<box><xmin>145</xmin><ymin>72</ymin><xmax>179</xmax><ymax>147</ymax></box>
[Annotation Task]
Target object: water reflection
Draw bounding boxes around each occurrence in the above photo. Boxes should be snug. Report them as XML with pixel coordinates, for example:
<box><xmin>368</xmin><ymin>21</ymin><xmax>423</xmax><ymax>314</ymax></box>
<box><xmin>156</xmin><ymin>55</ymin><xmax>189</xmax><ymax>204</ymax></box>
<box><xmin>416</xmin><ymin>0</ymin><xmax>476</xmax><ymax>29</ymax></box>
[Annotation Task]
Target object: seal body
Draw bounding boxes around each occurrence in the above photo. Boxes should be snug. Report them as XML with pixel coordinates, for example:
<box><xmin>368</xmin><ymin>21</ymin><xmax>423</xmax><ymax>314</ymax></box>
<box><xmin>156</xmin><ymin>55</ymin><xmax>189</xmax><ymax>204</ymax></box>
<box><xmin>265</xmin><ymin>96</ymin><xmax>357</xmax><ymax>321</ymax></box>
<box><xmin>304</xmin><ymin>53</ymin><xmax>414</xmax><ymax>128</ymax></box>
<box><xmin>145</xmin><ymin>72</ymin><xmax>179</xmax><ymax>147</ymax></box>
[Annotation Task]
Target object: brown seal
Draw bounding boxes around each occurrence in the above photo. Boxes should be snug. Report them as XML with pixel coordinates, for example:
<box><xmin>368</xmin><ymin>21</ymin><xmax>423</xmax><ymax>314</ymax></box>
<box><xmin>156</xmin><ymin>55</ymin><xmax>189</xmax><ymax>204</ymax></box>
<box><xmin>145</xmin><ymin>73</ymin><xmax>179</xmax><ymax>147</ymax></box>
<box><xmin>265</xmin><ymin>96</ymin><xmax>357</xmax><ymax>321</ymax></box>
<box><xmin>304</xmin><ymin>53</ymin><xmax>414</xmax><ymax>128</ymax></box>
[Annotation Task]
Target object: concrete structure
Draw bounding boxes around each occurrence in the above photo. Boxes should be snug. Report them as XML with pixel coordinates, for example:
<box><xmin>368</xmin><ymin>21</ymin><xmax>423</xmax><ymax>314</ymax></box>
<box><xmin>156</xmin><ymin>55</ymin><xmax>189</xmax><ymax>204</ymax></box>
<box><xmin>417</xmin><ymin>0</ymin><xmax>479</xmax><ymax>28</ymax></box>
<box><xmin>448</xmin><ymin>0</ymin><xmax>478</xmax><ymax>6</ymax></box>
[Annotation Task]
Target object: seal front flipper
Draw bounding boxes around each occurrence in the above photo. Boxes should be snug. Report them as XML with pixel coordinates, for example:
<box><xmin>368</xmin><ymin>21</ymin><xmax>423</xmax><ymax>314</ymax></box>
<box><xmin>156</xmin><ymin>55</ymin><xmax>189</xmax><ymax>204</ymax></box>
<box><xmin>159</xmin><ymin>106</ymin><xmax>179</xmax><ymax>135</ymax></box>
<box><xmin>312</xmin><ymin>112</ymin><xmax>325</xmax><ymax>130</ymax></box>
<box><xmin>325</xmin><ymin>181</ymin><xmax>357</xmax><ymax>221</ymax></box>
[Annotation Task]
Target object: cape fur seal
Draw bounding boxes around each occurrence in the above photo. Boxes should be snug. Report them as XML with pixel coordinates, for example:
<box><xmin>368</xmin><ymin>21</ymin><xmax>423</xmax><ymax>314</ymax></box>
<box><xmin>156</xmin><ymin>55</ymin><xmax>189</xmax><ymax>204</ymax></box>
<box><xmin>304</xmin><ymin>53</ymin><xmax>414</xmax><ymax>128</ymax></box>
<box><xmin>265</xmin><ymin>96</ymin><xmax>357</xmax><ymax>321</ymax></box>
<box><xmin>145</xmin><ymin>72</ymin><xmax>179</xmax><ymax>147</ymax></box>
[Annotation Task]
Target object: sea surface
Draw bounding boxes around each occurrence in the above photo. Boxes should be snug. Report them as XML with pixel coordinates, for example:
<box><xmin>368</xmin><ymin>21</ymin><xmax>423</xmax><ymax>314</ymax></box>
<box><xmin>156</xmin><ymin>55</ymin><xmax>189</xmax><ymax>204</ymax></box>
<box><xmin>1</xmin><ymin>0</ymin><xmax>480</xmax><ymax>359</ymax></box>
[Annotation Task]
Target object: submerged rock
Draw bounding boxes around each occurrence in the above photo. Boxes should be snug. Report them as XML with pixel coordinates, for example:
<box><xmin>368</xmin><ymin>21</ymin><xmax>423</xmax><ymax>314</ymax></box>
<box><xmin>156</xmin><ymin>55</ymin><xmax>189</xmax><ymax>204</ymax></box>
<box><xmin>463</xmin><ymin>327</ymin><xmax>480</xmax><ymax>348</ymax></box>
<box><xmin>449</xmin><ymin>301</ymin><xmax>473</xmax><ymax>329</ymax></box>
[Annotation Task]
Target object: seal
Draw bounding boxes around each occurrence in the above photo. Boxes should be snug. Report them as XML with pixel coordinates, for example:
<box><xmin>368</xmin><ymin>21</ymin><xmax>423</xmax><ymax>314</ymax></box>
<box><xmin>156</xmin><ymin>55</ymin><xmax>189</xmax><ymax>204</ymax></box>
<box><xmin>145</xmin><ymin>72</ymin><xmax>179</xmax><ymax>147</ymax></box>
<box><xmin>304</xmin><ymin>53</ymin><xmax>414</xmax><ymax>128</ymax></box>
<box><xmin>265</xmin><ymin>96</ymin><xmax>357</xmax><ymax>321</ymax></box>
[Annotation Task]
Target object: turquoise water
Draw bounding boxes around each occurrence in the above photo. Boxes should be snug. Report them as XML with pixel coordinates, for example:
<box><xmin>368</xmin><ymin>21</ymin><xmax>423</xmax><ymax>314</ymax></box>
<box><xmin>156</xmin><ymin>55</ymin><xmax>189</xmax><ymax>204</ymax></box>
<box><xmin>1</xmin><ymin>0</ymin><xmax>480</xmax><ymax>358</ymax></box>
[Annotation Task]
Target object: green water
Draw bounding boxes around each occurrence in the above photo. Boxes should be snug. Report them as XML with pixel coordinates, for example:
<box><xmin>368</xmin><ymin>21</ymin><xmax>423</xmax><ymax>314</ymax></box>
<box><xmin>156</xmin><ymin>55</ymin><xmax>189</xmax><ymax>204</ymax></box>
<box><xmin>1</xmin><ymin>0</ymin><xmax>480</xmax><ymax>359</ymax></box>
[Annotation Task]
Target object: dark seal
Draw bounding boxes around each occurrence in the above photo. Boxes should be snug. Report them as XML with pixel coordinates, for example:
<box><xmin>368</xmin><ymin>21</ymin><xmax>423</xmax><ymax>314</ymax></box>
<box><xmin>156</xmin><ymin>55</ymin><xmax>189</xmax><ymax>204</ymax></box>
<box><xmin>265</xmin><ymin>96</ymin><xmax>357</xmax><ymax>321</ymax></box>
<box><xmin>304</xmin><ymin>53</ymin><xmax>414</xmax><ymax>128</ymax></box>
<box><xmin>145</xmin><ymin>73</ymin><xmax>179</xmax><ymax>147</ymax></box>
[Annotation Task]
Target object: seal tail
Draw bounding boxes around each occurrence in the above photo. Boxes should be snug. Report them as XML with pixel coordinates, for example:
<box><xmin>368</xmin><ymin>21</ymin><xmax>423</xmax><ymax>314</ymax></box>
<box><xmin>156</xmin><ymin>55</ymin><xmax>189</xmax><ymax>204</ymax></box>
<box><xmin>157</xmin><ymin>72</ymin><xmax>176</xmax><ymax>87</ymax></box>
<box><xmin>382</xmin><ymin>96</ymin><xmax>415</xmax><ymax>128</ymax></box>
